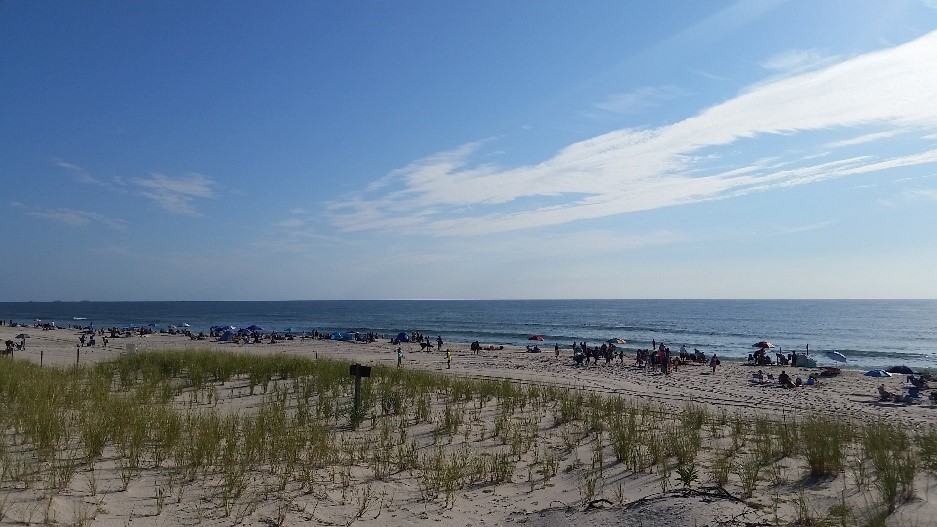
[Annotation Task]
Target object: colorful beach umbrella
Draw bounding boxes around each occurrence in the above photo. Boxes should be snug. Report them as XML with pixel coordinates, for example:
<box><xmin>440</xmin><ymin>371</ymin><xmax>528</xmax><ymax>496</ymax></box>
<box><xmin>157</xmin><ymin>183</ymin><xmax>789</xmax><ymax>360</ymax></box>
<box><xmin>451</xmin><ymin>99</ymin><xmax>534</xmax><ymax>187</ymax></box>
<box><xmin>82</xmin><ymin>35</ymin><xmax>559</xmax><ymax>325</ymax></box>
<box><xmin>528</xmin><ymin>335</ymin><xmax>544</xmax><ymax>341</ymax></box>
<box><xmin>607</xmin><ymin>338</ymin><xmax>626</xmax><ymax>344</ymax></box>
<box><xmin>753</xmin><ymin>341</ymin><xmax>775</xmax><ymax>349</ymax></box>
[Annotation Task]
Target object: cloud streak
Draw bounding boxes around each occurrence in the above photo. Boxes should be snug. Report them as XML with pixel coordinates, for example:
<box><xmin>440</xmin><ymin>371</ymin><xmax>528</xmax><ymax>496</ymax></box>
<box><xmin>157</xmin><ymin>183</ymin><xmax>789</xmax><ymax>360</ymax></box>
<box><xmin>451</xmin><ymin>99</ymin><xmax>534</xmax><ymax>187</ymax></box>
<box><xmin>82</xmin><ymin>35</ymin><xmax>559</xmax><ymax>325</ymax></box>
<box><xmin>29</xmin><ymin>208</ymin><xmax>128</xmax><ymax>231</ymax></box>
<box><xmin>55</xmin><ymin>159</ymin><xmax>104</xmax><ymax>185</ymax></box>
<box><xmin>593</xmin><ymin>86</ymin><xmax>688</xmax><ymax>115</ymax></box>
<box><xmin>133</xmin><ymin>173</ymin><xmax>216</xmax><ymax>216</ymax></box>
<box><xmin>326</xmin><ymin>30</ymin><xmax>937</xmax><ymax>237</ymax></box>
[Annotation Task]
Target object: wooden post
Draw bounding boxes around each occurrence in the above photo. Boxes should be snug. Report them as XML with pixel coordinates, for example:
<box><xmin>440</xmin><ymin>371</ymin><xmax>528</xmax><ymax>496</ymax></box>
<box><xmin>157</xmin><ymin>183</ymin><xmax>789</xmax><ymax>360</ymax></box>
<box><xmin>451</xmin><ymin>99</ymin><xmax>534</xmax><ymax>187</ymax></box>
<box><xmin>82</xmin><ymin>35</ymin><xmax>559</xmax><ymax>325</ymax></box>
<box><xmin>40</xmin><ymin>349</ymin><xmax>43</xmax><ymax>368</ymax></box>
<box><xmin>348</xmin><ymin>364</ymin><xmax>371</xmax><ymax>428</ymax></box>
<box><xmin>354</xmin><ymin>372</ymin><xmax>362</xmax><ymax>414</ymax></box>
<box><xmin>76</xmin><ymin>344</ymin><xmax>80</xmax><ymax>366</ymax></box>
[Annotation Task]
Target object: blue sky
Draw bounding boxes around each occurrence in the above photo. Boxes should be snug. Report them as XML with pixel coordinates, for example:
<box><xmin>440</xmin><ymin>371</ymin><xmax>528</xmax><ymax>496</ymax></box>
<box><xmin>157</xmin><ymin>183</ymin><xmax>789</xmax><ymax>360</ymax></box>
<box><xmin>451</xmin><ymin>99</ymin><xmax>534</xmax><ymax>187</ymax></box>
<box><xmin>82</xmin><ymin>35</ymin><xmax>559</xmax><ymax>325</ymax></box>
<box><xmin>3</xmin><ymin>1</ymin><xmax>937</xmax><ymax>301</ymax></box>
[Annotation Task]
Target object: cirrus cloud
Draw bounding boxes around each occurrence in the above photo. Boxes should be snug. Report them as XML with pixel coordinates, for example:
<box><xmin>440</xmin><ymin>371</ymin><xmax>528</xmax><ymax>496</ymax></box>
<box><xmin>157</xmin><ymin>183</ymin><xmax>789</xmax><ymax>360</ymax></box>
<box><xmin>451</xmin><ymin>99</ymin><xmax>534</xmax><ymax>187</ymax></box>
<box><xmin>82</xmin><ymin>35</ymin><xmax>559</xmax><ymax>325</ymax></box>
<box><xmin>133</xmin><ymin>173</ymin><xmax>216</xmax><ymax>216</ymax></box>
<box><xmin>326</xmin><ymin>30</ymin><xmax>937</xmax><ymax>237</ymax></box>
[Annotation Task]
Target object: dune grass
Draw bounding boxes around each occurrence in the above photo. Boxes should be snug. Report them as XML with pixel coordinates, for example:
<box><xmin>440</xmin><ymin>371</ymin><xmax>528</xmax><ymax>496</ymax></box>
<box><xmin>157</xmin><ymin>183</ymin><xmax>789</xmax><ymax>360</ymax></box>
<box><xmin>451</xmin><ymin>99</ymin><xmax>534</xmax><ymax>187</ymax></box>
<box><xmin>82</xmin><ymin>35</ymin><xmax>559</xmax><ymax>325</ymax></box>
<box><xmin>0</xmin><ymin>349</ymin><xmax>933</xmax><ymax>525</ymax></box>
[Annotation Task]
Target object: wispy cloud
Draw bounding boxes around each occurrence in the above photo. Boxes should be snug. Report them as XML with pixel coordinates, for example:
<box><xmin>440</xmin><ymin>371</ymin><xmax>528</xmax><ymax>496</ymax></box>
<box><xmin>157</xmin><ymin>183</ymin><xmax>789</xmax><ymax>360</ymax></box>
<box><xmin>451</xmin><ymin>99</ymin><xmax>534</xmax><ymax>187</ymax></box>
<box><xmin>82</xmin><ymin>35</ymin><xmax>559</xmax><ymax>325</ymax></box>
<box><xmin>773</xmin><ymin>220</ymin><xmax>837</xmax><ymax>236</ymax></box>
<box><xmin>29</xmin><ymin>208</ymin><xmax>128</xmax><ymax>231</ymax></box>
<box><xmin>55</xmin><ymin>159</ymin><xmax>104</xmax><ymax>185</ymax></box>
<box><xmin>326</xmin><ymin>30</ymin><xmax>937</xmax><ymax>237</ymax></box>
<box><xmin>274</xmin><ymin>218</ymin><xmax>305</xmax><ymax>228</ymax></box>
<box><xmin>906</xmin><ymin>188</ymin><xmax>937</xmax><ymax>201</ymax></box>
<box><xmin>133</xmin><ymin>173</ymin><xmax>216</xmax><ymax>216</ymax></box>
<box><xmin>593</xmin><ymin>86</ymin><xmax>687</xmax><ymax>115</ymax></box>
<box><xmin>689</xmin><ymin>68</ymin><xmax>729</xmax><ymax>81</ymax></box>
<box><xmin>760</xmin><ymin>48</ymin><xmax>839</xmax><ymax>74</ymax></box>
<box><xmin>824</xmin><ymin>130</ymin><xmax>902</xmax><ymax>149</ymax></box>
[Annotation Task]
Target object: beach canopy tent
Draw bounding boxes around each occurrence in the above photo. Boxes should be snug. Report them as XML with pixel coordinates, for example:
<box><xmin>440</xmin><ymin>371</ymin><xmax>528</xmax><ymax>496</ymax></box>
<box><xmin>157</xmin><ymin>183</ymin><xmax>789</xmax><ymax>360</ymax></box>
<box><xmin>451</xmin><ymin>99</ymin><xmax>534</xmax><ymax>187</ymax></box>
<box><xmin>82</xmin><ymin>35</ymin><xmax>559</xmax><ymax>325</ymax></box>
<box><xmin>330</xmin><ymin>331</ymin><xmax>358</xmax><ymax>341</ymax></box>
<box><xmin>864</xmin><ymin>370</ymin><xmax>892</xmax><ymax>377</ymax></box>
<box><xmin>395</xmin><ymin>332</ymin><xmax>410</xmax><ymax>343</ymax></box>
<box><xmin>794</xmin><ymin>356</ymin><xmax>817</xmax><ymax>368</ymax></box>
<box><xmin>886</xmin><ymin>365</ymin><xmax>914</xmax><ymax>374</ymax></box>
<box><xmin>219</xmin><ymin>331</ymin><xmax>236</xmax><ymax>342</ymax></box>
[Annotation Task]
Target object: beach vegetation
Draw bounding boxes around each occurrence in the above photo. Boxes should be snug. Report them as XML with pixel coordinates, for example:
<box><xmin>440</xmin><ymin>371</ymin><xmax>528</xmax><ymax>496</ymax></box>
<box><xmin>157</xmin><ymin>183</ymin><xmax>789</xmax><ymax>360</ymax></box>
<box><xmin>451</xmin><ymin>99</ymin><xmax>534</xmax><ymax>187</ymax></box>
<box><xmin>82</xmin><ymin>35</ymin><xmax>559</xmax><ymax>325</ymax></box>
<box><xmin>0</xmin><ymin>349</ymin><xmax>934</xmax><ymax>525</ymax></box>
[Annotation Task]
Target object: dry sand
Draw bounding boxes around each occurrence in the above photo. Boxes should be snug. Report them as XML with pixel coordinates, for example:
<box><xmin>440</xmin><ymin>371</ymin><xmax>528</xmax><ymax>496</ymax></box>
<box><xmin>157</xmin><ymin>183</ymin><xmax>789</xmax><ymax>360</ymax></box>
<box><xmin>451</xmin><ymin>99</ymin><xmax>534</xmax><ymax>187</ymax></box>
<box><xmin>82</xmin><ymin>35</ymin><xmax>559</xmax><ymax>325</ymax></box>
<box><xmin>2</xmin><ymin>326</ymin><xmax>935</xmax><ymax>526</ymax></box>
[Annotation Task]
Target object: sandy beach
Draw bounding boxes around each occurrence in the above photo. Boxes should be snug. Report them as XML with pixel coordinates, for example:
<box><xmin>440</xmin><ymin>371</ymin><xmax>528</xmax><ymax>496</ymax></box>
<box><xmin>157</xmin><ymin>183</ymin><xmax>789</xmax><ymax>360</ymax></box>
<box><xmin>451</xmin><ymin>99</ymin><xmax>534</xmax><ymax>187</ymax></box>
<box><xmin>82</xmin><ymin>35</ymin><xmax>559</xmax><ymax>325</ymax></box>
<box><xmin>1</xmin><ymin>325</ymin><xmax>935</xmax><ymax>526</ymax></box>
<box><xmin>5</xmin><ymin>325</ymin><xmax>932</xmax><ymax>430</ymax></box>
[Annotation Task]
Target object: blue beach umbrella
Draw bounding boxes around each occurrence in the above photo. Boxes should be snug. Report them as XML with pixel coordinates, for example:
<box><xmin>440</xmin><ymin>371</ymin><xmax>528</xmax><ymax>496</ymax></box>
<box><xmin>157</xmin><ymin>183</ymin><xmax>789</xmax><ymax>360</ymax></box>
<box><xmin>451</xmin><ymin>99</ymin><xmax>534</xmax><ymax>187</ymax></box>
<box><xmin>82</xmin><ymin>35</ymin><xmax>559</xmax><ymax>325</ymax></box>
<box><xmin>826</xmin><ymin>351</ymin><xmax>848</xmax><ymax>363</ymax></box>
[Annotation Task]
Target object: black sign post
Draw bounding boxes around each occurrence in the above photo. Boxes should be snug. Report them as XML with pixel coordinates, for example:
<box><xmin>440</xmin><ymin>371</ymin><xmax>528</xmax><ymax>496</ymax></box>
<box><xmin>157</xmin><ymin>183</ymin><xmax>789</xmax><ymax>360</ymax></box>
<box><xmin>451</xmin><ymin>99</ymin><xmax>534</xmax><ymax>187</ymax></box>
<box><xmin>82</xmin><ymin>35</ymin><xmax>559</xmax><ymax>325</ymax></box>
<box><xmin>349</xmin><ymin>364</ymin><xmax>371</xmax><ymax>427</ymax></box>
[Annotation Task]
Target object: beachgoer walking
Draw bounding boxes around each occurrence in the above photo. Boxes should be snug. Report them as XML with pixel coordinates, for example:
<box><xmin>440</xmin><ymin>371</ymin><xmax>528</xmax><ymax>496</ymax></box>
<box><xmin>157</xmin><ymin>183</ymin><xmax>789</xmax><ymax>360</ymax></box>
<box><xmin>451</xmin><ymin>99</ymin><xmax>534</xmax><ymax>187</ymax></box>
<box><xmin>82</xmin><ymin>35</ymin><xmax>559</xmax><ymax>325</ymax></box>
<box><xmin>436</xmin><ymin>336</ymin><xmax>443</xmax><ymax>351</ymax></box>
<box><xmin>446</xmin><ymin>349</ymin><xmax>452</xmax><ymax>369</ymax></box>
<box><xmin>555</xmin><ymin>343</ymin><xmax>559</xmax><ymax>357</ymax></box>
<box><xmin>710</xmin><ymin>354</ymin><xmax>719</xmax><ymax>373</ymax></box>
<box><xmin>396</xmin><ymin>347</ymin><xmax>404</xmax><ymax>367</ymax></box>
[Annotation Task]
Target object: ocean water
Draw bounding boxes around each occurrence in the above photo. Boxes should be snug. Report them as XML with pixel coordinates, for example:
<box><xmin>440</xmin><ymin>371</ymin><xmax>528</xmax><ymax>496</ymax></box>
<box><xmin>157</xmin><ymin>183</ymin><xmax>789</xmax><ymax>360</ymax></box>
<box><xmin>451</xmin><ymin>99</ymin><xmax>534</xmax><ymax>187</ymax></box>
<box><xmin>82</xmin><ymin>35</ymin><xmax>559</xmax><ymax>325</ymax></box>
<box><xmin>1</xmin><ymin>300</ymin><xmax>935</xmax><ymax>371</ymax></box>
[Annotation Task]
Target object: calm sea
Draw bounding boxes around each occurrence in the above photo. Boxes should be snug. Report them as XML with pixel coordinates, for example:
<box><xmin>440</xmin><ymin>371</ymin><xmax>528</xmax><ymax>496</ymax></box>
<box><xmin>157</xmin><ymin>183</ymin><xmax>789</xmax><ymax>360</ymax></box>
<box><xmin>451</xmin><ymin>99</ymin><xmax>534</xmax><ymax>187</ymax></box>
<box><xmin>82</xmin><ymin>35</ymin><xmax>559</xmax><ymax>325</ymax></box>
<box><xmin>1</xmin><ymin>300</ymin><xmax>935</xmax><ymax>371</ymax></box>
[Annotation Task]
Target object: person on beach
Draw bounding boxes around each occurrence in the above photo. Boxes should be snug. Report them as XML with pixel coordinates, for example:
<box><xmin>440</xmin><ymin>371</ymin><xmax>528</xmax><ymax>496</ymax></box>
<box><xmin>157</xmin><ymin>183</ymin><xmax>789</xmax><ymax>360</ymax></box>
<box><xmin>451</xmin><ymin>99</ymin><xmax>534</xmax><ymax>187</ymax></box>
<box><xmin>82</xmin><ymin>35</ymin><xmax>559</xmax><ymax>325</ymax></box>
<box><xmin>437</xmin><ymin>335</ymin><xmax>443</xmax><ymax>351</ymax></box>
<box><xmin>555</xmin><ymin>343</ymin><xmax>560</xmax><ymax>357</ymax></box>
<box><xmin>446</xmin><ymin>349</ymin><xmax>453</xmax><ymax>369</ymax></box>
<box><xmin>709</xmin><ymin>353</ymin><xmax>719</xmax><ymax>373</ymax></box>
<box><xmin>778</xmin><ymin>371</ymin><xmax>795</xmax><ymax>388</ymax></box>
<box><xmin>396</xmin><ymin>347</ymin><xmax>404</xmax><ymax>367</ymax></box>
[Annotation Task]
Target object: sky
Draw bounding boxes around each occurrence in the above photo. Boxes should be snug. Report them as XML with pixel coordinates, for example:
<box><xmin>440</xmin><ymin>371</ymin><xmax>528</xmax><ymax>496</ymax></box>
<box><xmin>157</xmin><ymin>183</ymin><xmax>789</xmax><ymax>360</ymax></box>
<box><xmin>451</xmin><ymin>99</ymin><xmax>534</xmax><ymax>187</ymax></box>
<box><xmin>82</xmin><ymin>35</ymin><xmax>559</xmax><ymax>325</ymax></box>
<box><xmin>2</xmin><ymin>0</ymin><xmax>937</xmax><ymax>301</ymax></box>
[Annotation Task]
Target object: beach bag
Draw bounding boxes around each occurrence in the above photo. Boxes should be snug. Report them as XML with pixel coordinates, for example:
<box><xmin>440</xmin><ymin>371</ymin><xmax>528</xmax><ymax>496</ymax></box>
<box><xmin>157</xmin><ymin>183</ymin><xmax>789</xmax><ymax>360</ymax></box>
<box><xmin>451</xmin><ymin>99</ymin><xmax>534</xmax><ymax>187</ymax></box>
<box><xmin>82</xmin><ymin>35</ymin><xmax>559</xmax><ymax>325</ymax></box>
<box><xmin>716</xmin><ymin>359</ymin><xmax>721</xmax><ymax>365</ymax></box>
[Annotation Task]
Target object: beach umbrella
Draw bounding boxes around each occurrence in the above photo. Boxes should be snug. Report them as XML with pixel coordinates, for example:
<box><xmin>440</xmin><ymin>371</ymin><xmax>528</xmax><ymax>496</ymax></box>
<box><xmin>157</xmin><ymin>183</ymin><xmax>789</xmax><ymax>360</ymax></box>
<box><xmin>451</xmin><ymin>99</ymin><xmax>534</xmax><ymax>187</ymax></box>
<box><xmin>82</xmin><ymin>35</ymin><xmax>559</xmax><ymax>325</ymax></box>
<box><xmin>753</xmin><ymin>341</ymin><xmax>775</xmax><ymax>349</ymax></box>
<box><xmin>607</xmin><ymin>338</ymin><xmax>626</xmax><ymax>344</ymax></box>
<box><xmin>864</xmin><ymin>370</ymin><xmax>892</xmax><ymax>377</ymax></box>
<box><xmin>528</xmin><ymin>335</ymin><xmax>545</xmax><ymax>341</ymax></box>
<box><xmin>826</xmin><ymin>351</ymin><xmax>848</xmax><ymax>363</ymax></box>
<box><xmin>246</xmin><ymin>324</ymin><xmax>264</xmax><ymax>332</ymax></box>
<box><xmin>886</xmin><ymin>365</ymin><xmax>914</xmax><ymax>375</ymax></box>
<box><xmin>15</xmin><ymin>333</ymin><xmax>30</xmax><ymax>339</ymax></box>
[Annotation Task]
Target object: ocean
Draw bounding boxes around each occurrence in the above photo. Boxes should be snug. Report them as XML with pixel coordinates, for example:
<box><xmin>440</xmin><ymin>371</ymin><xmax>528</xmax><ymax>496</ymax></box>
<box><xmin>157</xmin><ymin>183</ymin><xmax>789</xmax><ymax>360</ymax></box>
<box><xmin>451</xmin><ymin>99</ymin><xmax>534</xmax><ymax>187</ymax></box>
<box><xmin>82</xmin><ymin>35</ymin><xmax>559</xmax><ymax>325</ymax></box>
<box><xmin>1</xmin><ymin>300</ymin><xmax>935</xmax><ymax>371</ymax></box>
